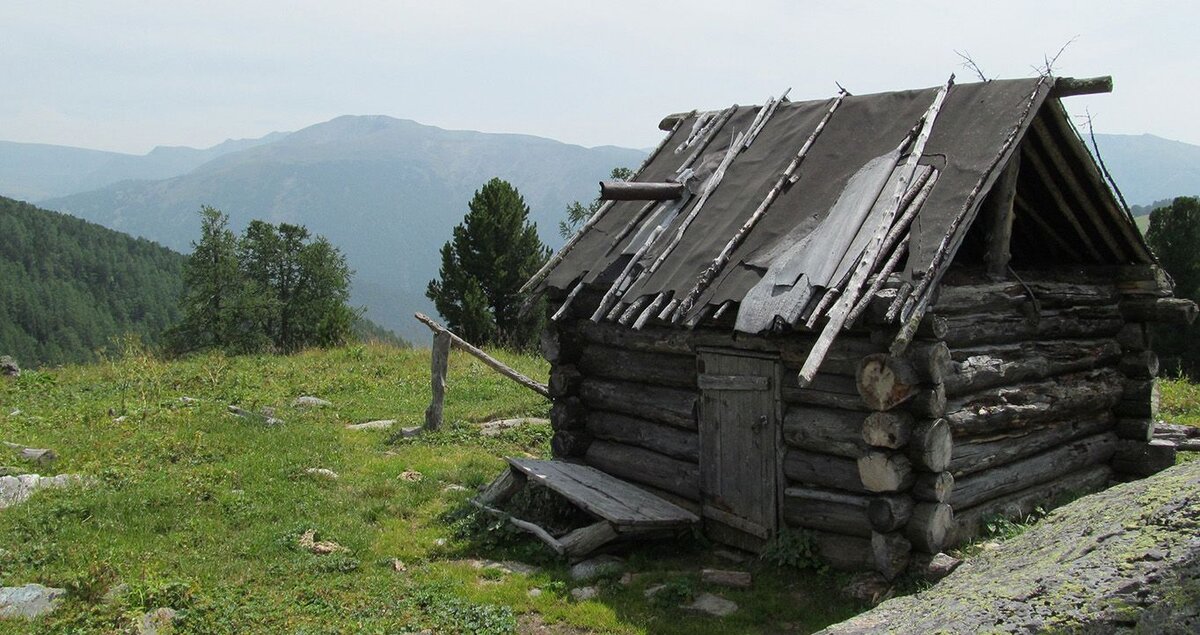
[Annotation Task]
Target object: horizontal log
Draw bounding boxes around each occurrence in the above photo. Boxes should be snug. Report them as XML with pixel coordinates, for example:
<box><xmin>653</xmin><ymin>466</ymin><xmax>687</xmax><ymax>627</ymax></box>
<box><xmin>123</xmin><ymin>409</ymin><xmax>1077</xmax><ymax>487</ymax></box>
<box><xmin>1119</xmin><ymin>297</ymin><xmax>1198</xmax><ymax>324</ymax></box>
<box><xmin>944</xmin><ymin>339</ymin><xmax>1122</xmax><ymax>397</ymax></box>
<box><xmin>1050</xmin><ymin>75</ymin><xmax>1113</xmax><ymax>98</ymax></box>
<box><xmin>1116</xmin><ymin>322</ymin><xmax>1151</xmax><ymax>351</ymax></box>
<box><xmin>551</xmin><ymin>429</ymin><xmax>593</xmax><ymax>458</ymax></box>
<box><xmin>912</xmin><ymin>471</ymin><xmax>954</xmax><ymax>503</ymax></box>
<box><xmin>944</xmin><ymin>368</ymin><xmax>1124</xmax><ymax>437</ymax></box>
<box><xmin>907</xmin><ymin>418</ymin><xmax>952</xmax><ymax>473</ymax></box>
<box><xmin>808</xmin><ymin>530</ymin><xmax>875</xmax><ymax>572</ymax></box>
<box><xmin>782</xmin><ymin>486</ymin><xmax>872</xmax><ymax>538</ymax></box>
<box><xmin>548</xmin><ymin>365</ymin><xmax>582</xmax><ymax>397</ymax></box>
<box><xmin>578</xmin><ymin>344</ymin><xmax>696</xmax><ymax>389</ymax></box>
<box><xmin>1116</xmin><ymin>378</ymin><xmax>1160</xmax><ymax>418</ymax></box>
<box><xmin>1118</xmin><ymin>350</ymin><xmax>1159</xmax><ymax>380</ymax></box>
<box><xmin>698</xmin><ymin>331</ymin><xmax>880</xmax><ymax>376</ymax></box>
<box><xmin>872</xmin><ymin>531</ymin><xmax>912</xmax><ymax>581</ymax></box>
<box><xmin>585</xmin><ymin>410</ymin><xmax>699</xmax><ymax>462</ymax></box>
<box><xmin>783</xmin><ymin>405</ymin><xmax>867</xmax><ymax>458</ymax></box>
<box><xmin>857</xmin><ymin>451</ymin><xmax>915</xmax><ymax>493</ymax></box>
<box><xmin>909</xmin><ymin>341</ymin><xmax>952</xmax><ymax>384</ymax></box>
<box><xmin>572</xmin><ymin>320</ymin><xmax>692</xmax><ymax>355</ymax></box>
<box><xmin>933</xmin><ymin>280</ymin><xmax>1119</xmax><ymax>315</ymax></box>
<box><xmin>559</xmin><ymin>521</ymin><xmax>619</xmax><ymax>558</ymax></box>
<box><xmin>1111</xmin><ymin>439</ymin><xmax>1176</xmax><ymax>477</ymax></box>
<box><xmin>906</xmin><ymin>502</ymin><xmax>954</xmax><ymax>553</ymax></box>
<box><xmin>550</xmin><ymin>397</ymin><xmax>585</xmax><ymax>431</ymax></box>
<box><xmin>950</xmin><ymin>464</ymin><xmax>1113</xmax><ymax>546</ymax></box>
<box><xmin>584</xmin><ymin>439</ymin><xmax>700</xmax><ymax>501</ymax></box>
<box><xmin>867</xmin><ymin>495</ymin><xmax>915</xmax><ymax>533</ymax></box>
<box><xmin>950</xmin><ymin>432</ymin><xmax>1117</xmax><ymax>509</ymax></box>
<box><xmin>911</xmin><ymin>384</ymin><xmax>947</xmax><ymax>418</ymax></box>
<box><xmin>784</xmin><ymin>449</ymin><xmax>865</xmax><ymax>493</ymax></box>
<box><xmin>948</xmin><ymin>414</ymin><xmax>1114</xmax><ymax>478</ymax></box>
<box><xmin>1114</xmin><ymin>418</ymin><xmax>1154</xmax><ymax>442</ymax></box>
<box><xmin>938</xmin><ymin>306</ymin><xmax>1123</xmax><ymax>348</ymax></box>
<box><xmin>579</xmin><ymin>378</ymin><xmax>696</xmax><ymax>430</ymax></box>
<box><xmin>782</xmin><ymin>372</ymin><xmax>868</xmax><ymax>411</ymax></box>
<box><xmin>857</xmin><ymin>354</ymin><xmax>920</xmax><ymax>411</ymax></box>
<box><xmin>599</xmin><ymin>181</ymin><xmax>685</xmax><ymax>201</ymax></box>
<box><xmin>1113</xmin><ymin>263</ymin><xmax>1173</xmax><ymax>297</ymax></box>
<box><xmin>862</xmin><ymin>411</ymin><xmax>912</xmax><ymax>449</ymax></box>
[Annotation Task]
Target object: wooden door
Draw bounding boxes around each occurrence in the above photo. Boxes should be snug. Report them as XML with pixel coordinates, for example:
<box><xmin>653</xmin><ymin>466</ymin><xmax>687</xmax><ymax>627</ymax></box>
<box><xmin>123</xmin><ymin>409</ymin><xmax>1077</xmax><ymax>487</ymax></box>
<box><xmin>697</xmin><ymin>348</ymin><xmax>780</xmax><ymax>548</ymax></box>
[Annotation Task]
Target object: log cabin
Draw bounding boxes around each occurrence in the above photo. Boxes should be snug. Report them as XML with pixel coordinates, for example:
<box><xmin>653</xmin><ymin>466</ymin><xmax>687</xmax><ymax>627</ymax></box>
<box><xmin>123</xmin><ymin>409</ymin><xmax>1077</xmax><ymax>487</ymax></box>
<box><xmin>519</xmin><ymin>75</ymin><xmax>1197</xmax><ymax>578</ymax></box>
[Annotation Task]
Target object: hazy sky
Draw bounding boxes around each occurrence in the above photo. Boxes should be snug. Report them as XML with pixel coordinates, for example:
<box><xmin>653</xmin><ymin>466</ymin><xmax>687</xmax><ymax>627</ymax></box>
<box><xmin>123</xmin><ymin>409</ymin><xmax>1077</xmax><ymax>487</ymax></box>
<box><xmin>2</xmin><ymin>1</ymin><xmax>1195</xmax><ymax>154</ymax></box>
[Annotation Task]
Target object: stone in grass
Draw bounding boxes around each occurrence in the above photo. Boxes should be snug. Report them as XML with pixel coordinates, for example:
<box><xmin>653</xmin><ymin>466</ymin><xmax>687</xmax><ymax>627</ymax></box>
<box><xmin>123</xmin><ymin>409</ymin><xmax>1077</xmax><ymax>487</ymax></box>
<box><xmin>0</xmin><ymin>356</ymin><xmax>19</xmax><ymax>379</ymax></box>
<box><xmin>570</xmin><ymin>586</ymin><xmax>599</xmax><ymax>601</ymax></box>
<box><xmin>292</xmin><ymin>396</ymin><xmax>333</xmax><ymax>408</ymax></box>
<box><xmin>304</xmin><ymin>468</ymin><xmax>339</xmax><ymax>480</ymax></box>
<box><xmin>137</xmin><ymin>607</ymin><xmax>178</xmax><ymax>635</ymax></box>
<box><xmin>0</xmin><ymin>583</ymin><xmax>66</xmax><ymax>619</ymax></box>
<box><xmin>227</xmin><ymin>405</ymin><xmax>283</xmax><ymax>426</ymax></box>
<box><xmin>841</xmin><ymin>572</ymin><xmax>893</xmax><ymax>605</ymax></box>
<box><xmin>479</xmin><ymin>417</ymin><xmax>549</xmax><ymax>437</ymax></box>
<box><xmin>682</xmin><ymin>592</ymin><xmax>738</xmax><ymax>617</ymax></box>
<box><xmin>923</xmin><ymin>552</ymin><xmax>963</xmax><ymax>582</ymax></box>
<box><xmin>0</xmin><ymin>474</ymin><xmax>83</xmax><ymax>510</ymax></box>
<box><xmin>346</xmin><ymin>419</ymin><xmax>395</xmax><ymax>431</ymax></box>
<box><xmin>569</xmin><ymin>554</ymin><xmax>625</xmax><ymax>581</ymax></box>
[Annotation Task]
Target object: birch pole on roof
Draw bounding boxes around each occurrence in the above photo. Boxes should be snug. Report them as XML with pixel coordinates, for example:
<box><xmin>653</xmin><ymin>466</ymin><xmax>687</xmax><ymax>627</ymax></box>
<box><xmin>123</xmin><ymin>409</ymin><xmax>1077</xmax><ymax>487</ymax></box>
<box><xmin>519</xmin><ymin>114</ymin><xmax>689</xmax><ymax>296</ymax></box>
<box><xmin>798</xmin><ymin>75</ymin><xmax>955</xmax><ymax>386</ymax></box>
<box><xmin>673</xmin><ymin>90</ymin><xmax>849</xmax><ymax>321</ymax></box>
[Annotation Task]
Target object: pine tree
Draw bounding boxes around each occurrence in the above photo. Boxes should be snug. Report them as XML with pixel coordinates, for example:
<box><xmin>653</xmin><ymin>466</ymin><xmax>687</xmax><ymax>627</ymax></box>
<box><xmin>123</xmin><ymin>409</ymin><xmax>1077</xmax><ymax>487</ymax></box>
<box><xmin>427</xmin><ymin>178</ymin><xmax>549</xmax><ymax>347</ymax></box>
<box><xmin>171</xmin><ymin>206</ymin><xmax>242</xmax><ymax>352</ymax></box>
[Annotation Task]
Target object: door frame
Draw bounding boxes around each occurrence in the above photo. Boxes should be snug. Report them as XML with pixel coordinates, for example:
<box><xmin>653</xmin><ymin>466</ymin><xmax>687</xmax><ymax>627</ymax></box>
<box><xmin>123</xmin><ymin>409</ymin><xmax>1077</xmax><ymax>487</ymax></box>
<box><xmin>695</xmin><ymin>346</ymin><xmax>784</xmax><ymax>548</ymax></box>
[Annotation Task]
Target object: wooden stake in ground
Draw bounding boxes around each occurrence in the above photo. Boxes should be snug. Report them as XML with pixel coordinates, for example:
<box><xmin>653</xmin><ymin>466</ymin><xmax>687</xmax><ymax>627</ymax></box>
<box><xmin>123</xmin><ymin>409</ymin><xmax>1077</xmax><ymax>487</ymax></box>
<box><xmin>414</xmin><ymin>313</ymin><xmax>550</xmax><ymax>430</ymax></box>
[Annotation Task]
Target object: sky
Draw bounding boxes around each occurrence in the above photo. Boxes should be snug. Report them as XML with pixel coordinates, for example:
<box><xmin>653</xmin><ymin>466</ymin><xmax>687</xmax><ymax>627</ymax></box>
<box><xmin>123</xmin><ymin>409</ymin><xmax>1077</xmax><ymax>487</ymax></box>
<box><xmin>2</xmin><ymin>1</ymin><xmax>1196</xmax><ymax>155</ymax></box>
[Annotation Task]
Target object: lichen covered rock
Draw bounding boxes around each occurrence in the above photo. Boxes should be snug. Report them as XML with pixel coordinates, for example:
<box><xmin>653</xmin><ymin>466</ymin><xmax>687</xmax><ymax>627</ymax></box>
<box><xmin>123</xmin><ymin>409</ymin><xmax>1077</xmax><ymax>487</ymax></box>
<box><xmin>819</xmin><ymin>461</ymin><xmax>1200</xmax><ymax>634</ymax></box>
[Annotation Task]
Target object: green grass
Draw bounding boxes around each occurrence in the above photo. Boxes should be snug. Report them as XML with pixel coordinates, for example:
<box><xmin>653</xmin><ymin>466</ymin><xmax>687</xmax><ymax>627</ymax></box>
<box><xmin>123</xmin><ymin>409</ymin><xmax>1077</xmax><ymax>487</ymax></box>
<box><xmin>0</xmin><ymin>342</ymin><xmax>862</xmax><ymax>633</ymax></box>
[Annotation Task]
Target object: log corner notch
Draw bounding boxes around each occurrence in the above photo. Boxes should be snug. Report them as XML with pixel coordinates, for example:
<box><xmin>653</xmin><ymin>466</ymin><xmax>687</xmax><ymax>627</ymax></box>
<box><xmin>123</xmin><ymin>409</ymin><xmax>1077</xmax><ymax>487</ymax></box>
<box><xmin>1049</xmin><ymin>75</ymin><xmax>1113</xmax><ymax>99</ymax></box>
<box><xmin>599</xmin><ymin>181</ymin><xmax>685</xmax><ymax>201</ymax></box>
<box><xmin>414</xmin><ymin>313</ymin><xmax>550</xmax><ymax>430</ymax></box>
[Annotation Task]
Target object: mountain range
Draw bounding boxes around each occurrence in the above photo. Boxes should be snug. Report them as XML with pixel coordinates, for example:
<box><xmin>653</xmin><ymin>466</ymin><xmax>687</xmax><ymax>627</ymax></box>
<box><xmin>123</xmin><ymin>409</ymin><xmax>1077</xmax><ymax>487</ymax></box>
<box><xmin>1</xmin><ymin>118</ymin><xmax>1197</xmax><ymax>341</ymax></box>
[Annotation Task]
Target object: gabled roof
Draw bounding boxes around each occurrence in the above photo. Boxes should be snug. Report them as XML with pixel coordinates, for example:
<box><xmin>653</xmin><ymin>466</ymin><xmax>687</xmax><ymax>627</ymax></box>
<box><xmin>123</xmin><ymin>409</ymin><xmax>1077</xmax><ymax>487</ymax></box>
<box><xmin>530</xmin><ymin>75</ymin><xmax>1151</xmax><ymax>372</ymax></box>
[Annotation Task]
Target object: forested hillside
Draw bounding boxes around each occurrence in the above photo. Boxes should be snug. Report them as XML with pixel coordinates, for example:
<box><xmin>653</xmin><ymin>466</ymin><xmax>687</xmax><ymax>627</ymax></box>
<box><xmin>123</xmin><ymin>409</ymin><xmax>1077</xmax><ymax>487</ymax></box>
<box><xmin>0</xmin><ymin>196</ymin><xmax>184</xmax><ymax>366</ymax></box>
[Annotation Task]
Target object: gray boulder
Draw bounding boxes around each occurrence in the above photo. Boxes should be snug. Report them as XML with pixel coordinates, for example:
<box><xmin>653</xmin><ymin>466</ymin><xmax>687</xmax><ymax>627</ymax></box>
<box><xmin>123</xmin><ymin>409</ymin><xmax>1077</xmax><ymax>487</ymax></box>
<box><xmin>819</xmin><ymin>461</ymin><xmax>1200</xmax><ymax>634</ymax></box>
<box><xmin>292</xmin><ymin>396</ymin><xmax>332</xmax><ymax>408</ymax></box>
<box><xmin>0</xmin><ymin>356</ymin><xmax>18</xmax><ymax>378</ymax></box>
<box><xmin>0</xmin><ymin>584</ymin><xmax>65</xmax><ymax>619</ymax></box>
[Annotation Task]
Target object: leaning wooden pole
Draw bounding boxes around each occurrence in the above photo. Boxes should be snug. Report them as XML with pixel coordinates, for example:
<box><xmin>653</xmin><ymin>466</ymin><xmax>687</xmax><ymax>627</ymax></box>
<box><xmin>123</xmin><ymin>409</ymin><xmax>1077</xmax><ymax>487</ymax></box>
<box><xmin>414</xmin><ymin>313</ymin><xmax>551</xmax><ymax>400</ymax></box>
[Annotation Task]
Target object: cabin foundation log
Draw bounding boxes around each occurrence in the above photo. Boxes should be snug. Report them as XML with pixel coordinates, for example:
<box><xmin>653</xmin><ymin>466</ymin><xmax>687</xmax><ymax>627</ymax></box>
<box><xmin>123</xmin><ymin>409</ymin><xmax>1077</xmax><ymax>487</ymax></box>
<box><xmin>857</xmin><ymin>451</ymin><xmax>915</xmax><ymax>493</ymax></box>
<box><xmin>1119</xmin><ymin>297</ymin><xmax>1199</xmax><ymax>324</ymax></box>
<box><xmin>550</xmin><ymin>397</ymin><xmax>585</xmax><ymax>431</ymax></box>
<box><xmin>950</xmin><ymin>464</ymin><xmax>1113</xmax><ymax>546</ymax></box>
<box><xmin>912</xmin><ymin>471</ymin><xmax>954</xmax><ymax>503</ymax></box>
<box><xmin>906</xmin><ymin>502</ymin><xmax>954</xmax><ymax>553</ymax></box>
<box><xmin>807</xmin><ymin>530</ymin><xmax>876</xmax><ymax>572</ymax></box>
<box><xmin>782</xmin><ymin>486</ymin><xmax>872</xmax><ymax>537</ymax></box>
<box><xmin>1115</xmin><ymin>378</ymin><xmax>1159</xmax><ymax>419</ymax></box>
<box><xmin>1114</xmin><ymin>418</ymin><xmax>1155</xmax><ymax>442</ymax></box>
<box><xmin>584</xmin><ymin>439</ymin><xmax>699</xmax><ymax>501</ymax></box>
<box><xmin>950</xmin><ymin>432</ymin><xmax>1117</xmax><ymax>509</ymax></box>
<box><xmin>867</xmin><ymin>495</ymin><xmax>915</xmax><ymax>532</ymax></box>
<box><xmin>1118</xmin><ymin>350</ymin><xmax>1160</xmax><ymax>379</ymax></box>
<box><xmin>551</xmin><ymin>430</ymin><xmax>593</xmax><ymax>458</ymax></box>
<box><xmin>548</xmin><ymin>365</ymin><xmax>583</xmax><ymax>398</ymax></box>
<box><xmin>1111</xmin><ymin>439</ymin><xmax>1177</xmax><ymax>477</ymax></box>
<box><xmin>906</xmin><ymin>418</ymin><xmax>953</xmax><ymax>473</ymax></box>
<box><xmin>871</xmin><ymin>531</ymin><xmax>912</xmax><ymax>580</ymax></box>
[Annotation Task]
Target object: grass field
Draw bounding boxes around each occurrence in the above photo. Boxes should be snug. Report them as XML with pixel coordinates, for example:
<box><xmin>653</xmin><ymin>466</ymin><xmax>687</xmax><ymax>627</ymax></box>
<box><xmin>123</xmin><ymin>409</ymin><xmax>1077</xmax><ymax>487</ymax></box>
<box><xmin>0</xmin><ymin>342</ymin><xmax>864</xmax><ymax>634</ymax></box>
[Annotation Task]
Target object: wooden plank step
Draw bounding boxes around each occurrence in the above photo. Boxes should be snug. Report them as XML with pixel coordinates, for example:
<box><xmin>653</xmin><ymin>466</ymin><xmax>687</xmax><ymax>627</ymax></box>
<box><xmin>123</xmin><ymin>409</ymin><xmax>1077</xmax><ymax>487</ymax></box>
<box><xmin>507</xmin><ymin>458</ymin><xmax>699</xmax><ymax>527</ymax></box>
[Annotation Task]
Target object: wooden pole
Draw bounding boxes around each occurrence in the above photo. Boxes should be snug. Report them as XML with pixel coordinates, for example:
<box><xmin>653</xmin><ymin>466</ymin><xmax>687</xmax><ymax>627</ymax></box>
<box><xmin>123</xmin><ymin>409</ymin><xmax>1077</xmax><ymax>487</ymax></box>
<box><xmin>599</xmin><ymin>181</ymin><xmax>685</xmax><ymax>201</ymax></box>
<box><xmin>414</xmin><ymin>313</ymin><xmax>550</xmax><ymax>399</ymax></box>
<box><xmin>1049</xmin><ymin>76</ymin><xmax>1113</xmax><ymax>98</ymax></box>
<box><xmin>424</xmin><ymin>331</ymin><xmax>451</xmax><ymax>430</ymax></box>
<box><xmin>983</xmin><ymin>152</ymin><xmax>1020</xmax><ymax>279</ymax></box>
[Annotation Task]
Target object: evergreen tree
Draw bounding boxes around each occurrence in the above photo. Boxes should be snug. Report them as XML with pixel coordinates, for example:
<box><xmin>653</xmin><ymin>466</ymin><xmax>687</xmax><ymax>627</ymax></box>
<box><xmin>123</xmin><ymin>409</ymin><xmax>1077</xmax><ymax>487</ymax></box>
<box><xmin>427</xmin><ymin>178</ymin><xmax>549</xmax><ymax>347</ymax></box>
<box><xmin>171</xmin><ymin>206</ymin><xmax>242</xmax><ymax>352</ymax></box>
<box><xmin>1146</xmin><ymin>196</ymin><xmax>1200</xmax><ymax>375</ymax></box>
<box><xmin>559</xmin><ymin>166</ymin><xmax>634</xmax><ymax>239</ymax></box>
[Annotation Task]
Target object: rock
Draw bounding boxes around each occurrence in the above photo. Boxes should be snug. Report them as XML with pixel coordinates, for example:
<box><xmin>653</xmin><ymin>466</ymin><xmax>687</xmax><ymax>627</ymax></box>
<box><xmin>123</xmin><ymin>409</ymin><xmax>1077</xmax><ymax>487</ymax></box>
<box><xmin>113</xmin><ymin>416</ymin><xmax>127</xmax><ymax>423</ymax></box>
<box><xmin>643</xmin><ymin>584</ymin><xmax>666</xmax><ymax>599</ymax></box>
<box><xmin>569</xmin><ymin>554</ymin><xmax>624</xmax><ymax>581</ymax></box>
<box><xmin>297</xmin><ymin>529</ymin><xmax>346</xmax><ymax>554</ymax></box>
<box><xmin>228</xmin><ymin>405</ymin><xmax>283</xmax><ymax>426</ymax></box>
<box><xmin>433</xmin><ymin>538</ymin><xmax>447</xmax><ymax>547</ymax></box>
<box><xmin>101</xmin><ymin>583</ymin><xmax>129</xmax><ymax>604</ymax></box>
<box><xmin>925</xmin><ymin>553</ymin><xmax>962</xmax><ymax>582</ymax></box>
<box><xmin>468</xmin><ymin>559</ymin><xmax>540</xmax><ymax>576</ymax></box>
<box><xmin>819</xmin><ymin>461</ymin><xmax>1200</xmax><ymax>634</ymax></box>
<box><xmin>292</xmin><ymin>396</ymin><xmax>332</xmax><ymax>408</ymax></box>
<box><xmin>178</xmin><ymin>397</ymin><xmax>199</xmax><ymax>405</ymax></box>
<box><xmin>398</xmin><ymin>426</ymin><xmax>423</xmax><ymax>439</ymax></box>
<box><xmin>137</xmin><ymin>607</ymin><xmax>178</xmax><ymax>634</ymax></box>
<box><xmin>346</xmin><ymin>420</ymin><xmax>395</xmax><ymax>431</ymax></box>
<box><xmin>527</xmin><ymin>588</ymin><xmax>542</xmax><ymax>598</ymax></box>
<box><xmin>304</xmin><ymin>468</ymin><xmax>339</xmax><ymax>480</ymax></box>
<box><xmin>0</xmin><ymin>583</ymin><xmax>65</xmax><ymax>619</ymax></box>
<box><xmin>391</xmin><ymin>559</ymin><xmax>406</xmax><ymax>573</ymax></box>
<box><xmin>0</xmin><ymin>356</ymin><xmax>19</xmax><ymax>378</ymax></box>
<box><xmin>1</xmin><ymin>442</ymin><xmax>56</xmax><ymax>467</ymax></box>
<box><xmin>7</xmin><ymin>409</ymin><xmax>19</xmax><ymax>416</ymax></box>
<box><xmin>840</xmin><ymin>573</ymin><xmax>893</xmax><ymax>605</ymax></box>
<box><xmin>701</xmin><ymin>569</ymin><xmax>752</xmax><ymax>588</ymax></box>
<box><xmin>399</xmin><ymin>470</ymin><xmax>423</xmax><ymax>482</ymax></box>
<box><xmin>0</xmin><ymin>473</ymin><xmax>82</xmax><ymax>510</ymax></box>
<box><xmin>442</xmin><ymin>484</ymin><xmax>469</xmax><ymax>494</ymax></box>
<box><xmin>479</xmin><ymin>417</ymin><xmax>549</xmax><ymax>437</ymax></box>
<box><xmin>682</xmin><ymin>592</ymin><xmax>738</xmax><ymax>617</ymax></box>
<box><xmin>570</xmin><ymin>586</ymin><xmax>599</xmax><ymax>601</ymax></box>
